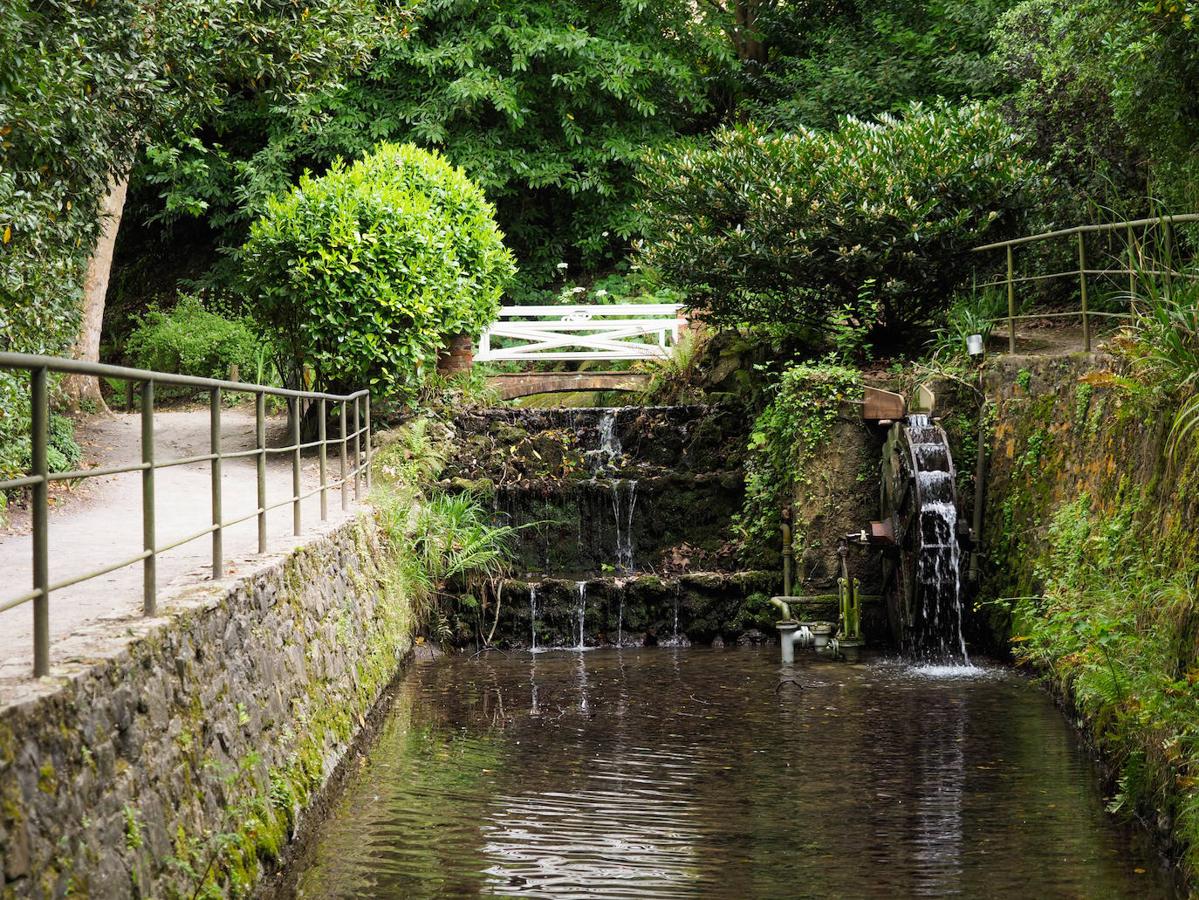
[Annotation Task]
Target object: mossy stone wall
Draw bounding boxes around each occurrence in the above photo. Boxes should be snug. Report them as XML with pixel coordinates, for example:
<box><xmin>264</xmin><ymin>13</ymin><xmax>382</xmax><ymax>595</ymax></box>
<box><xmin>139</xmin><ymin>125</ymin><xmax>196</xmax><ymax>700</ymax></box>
<box><xmin>0</xmin><ymin>515</ymin><xmax>412</xmax><ymax>898</ymax></box>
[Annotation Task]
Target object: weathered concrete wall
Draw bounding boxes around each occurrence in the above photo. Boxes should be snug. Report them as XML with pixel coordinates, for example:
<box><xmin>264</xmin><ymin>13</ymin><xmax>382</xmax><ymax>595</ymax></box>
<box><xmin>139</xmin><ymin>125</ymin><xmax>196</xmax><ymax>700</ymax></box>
<box><xmin>0</xmin><ymin>514</ymin><xmax>411</xmax><ymax>898</ymax></box>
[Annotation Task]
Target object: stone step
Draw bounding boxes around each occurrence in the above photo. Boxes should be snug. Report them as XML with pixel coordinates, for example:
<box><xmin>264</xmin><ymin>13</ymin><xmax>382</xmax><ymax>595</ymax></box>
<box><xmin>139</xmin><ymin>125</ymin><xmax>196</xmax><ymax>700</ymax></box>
<box><xmin>469</xmin><ymin>573</ymin><xmax>890</xmax><ymax>650</ymax></box>
<box><xmin>486</xmin><ymin>472</ymin><xmax>744</xmax><ymax>573</ymax></box>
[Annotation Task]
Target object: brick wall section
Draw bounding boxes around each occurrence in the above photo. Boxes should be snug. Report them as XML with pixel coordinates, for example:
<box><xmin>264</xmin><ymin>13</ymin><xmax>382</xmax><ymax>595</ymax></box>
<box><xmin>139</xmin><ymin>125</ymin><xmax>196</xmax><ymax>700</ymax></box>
<box><xmin>437</xmin><ymin>333</ymin><xmax>474</xmax><ymax>375</ymax></box>
<box><xmin>0</xmin><ymin>514</ymin><xmax>412</xmax><ymax>898</ymax></box>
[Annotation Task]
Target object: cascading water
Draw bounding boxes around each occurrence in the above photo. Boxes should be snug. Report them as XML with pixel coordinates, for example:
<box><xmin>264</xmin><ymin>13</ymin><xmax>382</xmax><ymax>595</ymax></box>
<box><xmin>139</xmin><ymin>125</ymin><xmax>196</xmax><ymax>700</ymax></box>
<box><xmin>612</xmin><ymin>479</ymin><xmax>638</xmax><ymax>574</ymax></box>
<box><xmin>904</xmin><ymin>414</ymin><xmax>968</xmax><ymax>662</ymax></box>
<box><xmin>530</xmin><ymin>584</ymin><xmax>539</xmax><ymax>652</ymax></box>
<box><xmin>588</xmin><ymin>410</ymin><xmax>622</xmax><ymax>473</ymax></box>
<box><xmin>575</xmin><ymin>581</ymin><xmax>587</xmax><ymax>650</ymax></box>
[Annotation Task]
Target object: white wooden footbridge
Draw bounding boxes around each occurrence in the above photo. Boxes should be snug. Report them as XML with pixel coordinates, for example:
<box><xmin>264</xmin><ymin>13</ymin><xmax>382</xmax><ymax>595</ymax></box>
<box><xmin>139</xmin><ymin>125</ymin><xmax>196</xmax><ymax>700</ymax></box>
<box><xmin>475</xmin><ymin>304</ymin><xmax>687</xmax><ymax>399</ymax></box>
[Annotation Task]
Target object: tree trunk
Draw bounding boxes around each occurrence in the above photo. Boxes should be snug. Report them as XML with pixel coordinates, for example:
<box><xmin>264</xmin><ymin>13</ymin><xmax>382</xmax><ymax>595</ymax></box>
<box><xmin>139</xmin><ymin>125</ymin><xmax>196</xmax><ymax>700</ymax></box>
<box><xmin>62</xmin><ymin>176</ymin><xmax>129</xmax><ymax>413</ymax></box>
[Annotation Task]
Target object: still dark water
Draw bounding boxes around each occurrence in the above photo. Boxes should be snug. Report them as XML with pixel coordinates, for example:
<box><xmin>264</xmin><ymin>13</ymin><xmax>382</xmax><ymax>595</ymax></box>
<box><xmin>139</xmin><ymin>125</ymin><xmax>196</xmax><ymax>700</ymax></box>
<box><xmin>282</xmin><ymin>648</ymin><xmax>1176</xmax><ymax>898</ymax></box>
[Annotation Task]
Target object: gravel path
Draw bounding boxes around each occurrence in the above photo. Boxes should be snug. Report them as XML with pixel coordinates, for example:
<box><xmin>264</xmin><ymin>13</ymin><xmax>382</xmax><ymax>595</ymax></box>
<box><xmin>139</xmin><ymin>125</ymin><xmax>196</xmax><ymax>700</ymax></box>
<box><xmin>0</xmin><ymin>405</ymin><xmax>363</xmax><ymax>677</ymax></box>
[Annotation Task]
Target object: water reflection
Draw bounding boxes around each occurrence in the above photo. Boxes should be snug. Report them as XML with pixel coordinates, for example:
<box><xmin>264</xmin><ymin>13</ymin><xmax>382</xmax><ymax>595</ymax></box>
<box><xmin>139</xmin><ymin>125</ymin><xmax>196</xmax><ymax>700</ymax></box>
<box><xmin>284</xmin><ymin>649</ymin><xmax>1176</xmax><ymax>899</ymax></box>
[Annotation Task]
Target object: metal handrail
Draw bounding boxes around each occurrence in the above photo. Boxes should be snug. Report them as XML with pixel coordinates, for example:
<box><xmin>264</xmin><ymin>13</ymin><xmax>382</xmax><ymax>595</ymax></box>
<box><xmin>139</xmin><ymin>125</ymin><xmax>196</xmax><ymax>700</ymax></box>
<box><xmin>972</xmin><ymin>213</ymin><xmax>1199</xmax><ymax>352</ymax></box>
<box><xmin>0</xmin><ymin>352</ymin><xmax>373</xmax><ymax>678</ymax></box>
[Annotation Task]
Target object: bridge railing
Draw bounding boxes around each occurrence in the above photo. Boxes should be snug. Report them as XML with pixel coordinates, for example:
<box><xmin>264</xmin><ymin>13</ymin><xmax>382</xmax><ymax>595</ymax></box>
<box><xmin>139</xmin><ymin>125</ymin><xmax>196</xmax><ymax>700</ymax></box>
<box><xmin>0</xmin><ymin>352</ymin><xmax>372</xmax><ymax>678</ymax></box>
<box><xmin>476</xmin><ymin>304</ymin><xmax>686</xmax><ymax>362</ymax></box>
<box><xmin>972</xmin><ymin>212</ymin><xmax>1199</xmax><ymax>353</ymax></box>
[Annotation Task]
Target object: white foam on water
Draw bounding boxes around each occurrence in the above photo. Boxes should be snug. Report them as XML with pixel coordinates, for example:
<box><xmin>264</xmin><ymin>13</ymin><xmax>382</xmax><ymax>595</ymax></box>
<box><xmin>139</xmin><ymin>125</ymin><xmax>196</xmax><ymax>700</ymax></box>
<box><xmin>907</xmin><ymin>663</ymin><xmax>1001</xmax><ymax>680</ymax></box>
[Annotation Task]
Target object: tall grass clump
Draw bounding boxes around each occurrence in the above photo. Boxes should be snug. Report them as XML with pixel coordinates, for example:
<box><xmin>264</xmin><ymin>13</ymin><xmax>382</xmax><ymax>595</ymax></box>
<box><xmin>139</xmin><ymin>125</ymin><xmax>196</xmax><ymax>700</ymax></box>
<box><xmin>371</xmin><ymin>417</ymin><xmax>516</xmax><ymax>645</ymax></box>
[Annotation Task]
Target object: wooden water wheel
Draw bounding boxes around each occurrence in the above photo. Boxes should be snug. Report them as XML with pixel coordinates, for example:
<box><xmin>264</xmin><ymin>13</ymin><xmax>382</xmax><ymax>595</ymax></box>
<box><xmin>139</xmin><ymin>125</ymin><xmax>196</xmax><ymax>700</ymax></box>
<box><xmin>879</xmin><ymin>415</ymin><xmax>964</xmax><ymax>657</ymax></box>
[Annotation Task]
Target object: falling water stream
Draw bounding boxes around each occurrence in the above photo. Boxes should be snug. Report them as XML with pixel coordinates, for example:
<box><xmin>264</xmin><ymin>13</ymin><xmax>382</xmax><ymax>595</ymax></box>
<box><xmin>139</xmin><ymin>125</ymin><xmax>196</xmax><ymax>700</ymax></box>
<box><xmin>575</xmin><ymin>581</ymin><xmax>587</xmax><ymax>650</ymax></box>
<box><xmin>281</xmin><ymin>648</ymin><xmax>1177</xmax><ymax>899</ymax></box>
<box><xmin>529</xmin><ymin>584</ymin><xmax>538</xmax><ymax>652</ymax></box>
<box><xmin>906</xmin><ymin>414</ymin><xmax>969</xmax><ymax>662</ymax></box>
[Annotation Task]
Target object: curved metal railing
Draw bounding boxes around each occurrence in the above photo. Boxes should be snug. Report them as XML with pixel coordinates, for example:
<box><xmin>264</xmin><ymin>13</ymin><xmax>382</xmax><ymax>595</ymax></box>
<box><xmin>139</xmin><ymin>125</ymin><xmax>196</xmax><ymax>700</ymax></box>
<box><xmin>972</xmin><ymin>213</ymin><xmax>1199</xmax><ymax>352</ymax></box>
<box><xmin>0</xmin><ymin>352</ymin><xmax>372</xmax><ymax>677</ymax></box>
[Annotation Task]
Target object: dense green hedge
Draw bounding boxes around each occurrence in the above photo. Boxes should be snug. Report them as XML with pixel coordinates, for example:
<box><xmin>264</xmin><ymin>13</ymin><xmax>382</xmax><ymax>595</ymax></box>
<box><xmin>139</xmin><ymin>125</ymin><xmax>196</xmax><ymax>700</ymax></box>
<box><xmin>638</xmin><ymin>102</ymin><xmax>1046</xmax><ymax>349</ymax></box>
<box><xmin>240</xmin><ymin>143</ymin><xmax>515</xmax><ymax>399</ymax></box>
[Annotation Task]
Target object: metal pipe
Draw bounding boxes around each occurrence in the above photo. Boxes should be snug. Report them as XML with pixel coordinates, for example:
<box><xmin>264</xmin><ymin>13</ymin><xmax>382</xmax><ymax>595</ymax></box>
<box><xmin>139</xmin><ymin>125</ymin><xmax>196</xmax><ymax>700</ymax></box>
<box><xmin>0</xmin><ymin>351</ymin><xmax>369</xmax><ymax>402</ymax></box>
<box><xmin>31</xmin><ymin>366</ymin><xmax>49</xmax><ymax>677</ymax></box>
<box><xmin>340</xmin><ymin>401</ymin><xmax>349</xmax><ymax>511</ymax></box>
<box><xmin>770</xmin><ymin>597</ymin><xmax>793</xmax><ymax>621</ymax></box>
<box><xmin>318</xmin><ymin>398</ymin><xmax>328</xmax><ymax>520</ymax></box>
<box><xmin>972</xmin><ymin>212</ymin><xmax>1199</xmax><ymax>252</ymax></box>
<box><xmin>256</xmin><ymin>392</ymin><xmax>267</xmax><ymax>554</ymax></box>
<box><xmin>352</xmin><ymin>396</ymin><xmax>361</xmax><ymax>502</ymax></box>
<box><xmin>1164</xmin><ymin>216</ymin><xmax>1175</xmax><ymax>299</ymax></box>
<box><xmin>970</xmin><ymin>398</ymin><xmax>988</xmax><ymax>584</ymax></box>
<box><xmin>1077</xmin><ymin>232</ymin><xmax>1090</xmax><ymax>352</ymax></box>
<box><xmin>142</xmin><ymin>380</ymin><xmax>157</xmax><ymax>616</ymax></box>
<box><xmin>781</xmin><ymin>522</ymin><xmax>793</xmax><ymax>598</ymax></box>
<box><xmin>364</xmin><ymin>392</ymin><xmax>372</xmax><ymax>492</ymax></box>
<box><xmin>211</xmin><ymin>387</ymin><xmax>222</xmax><ymax>580</ymax></box>
<box><xmin>290</xmin><ymin>397</ymin><xmax>301</xmax><ymax>536</ymax></box>
<box><xmin>1007</xmin><ymin>245</ymin><xmax>1016</xmax><ymax>354</ymax></box>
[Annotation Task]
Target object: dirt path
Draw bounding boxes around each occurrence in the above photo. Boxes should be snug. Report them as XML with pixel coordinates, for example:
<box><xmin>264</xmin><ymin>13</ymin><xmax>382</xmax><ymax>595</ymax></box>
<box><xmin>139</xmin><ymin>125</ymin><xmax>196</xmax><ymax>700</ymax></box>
<box><xmin>0</xmin><ymin>405</ymin><xmax>363</xmax><ymax>677</ymax></box>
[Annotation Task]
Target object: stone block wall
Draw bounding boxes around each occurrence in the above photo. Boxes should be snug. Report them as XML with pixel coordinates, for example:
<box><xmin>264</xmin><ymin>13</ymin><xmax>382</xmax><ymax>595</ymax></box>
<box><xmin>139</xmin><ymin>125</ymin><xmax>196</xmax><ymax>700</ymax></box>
<box><xmin>0</xmin><ymin>515</ymin><xmax>411</xmax><ymax>898</ymax></box>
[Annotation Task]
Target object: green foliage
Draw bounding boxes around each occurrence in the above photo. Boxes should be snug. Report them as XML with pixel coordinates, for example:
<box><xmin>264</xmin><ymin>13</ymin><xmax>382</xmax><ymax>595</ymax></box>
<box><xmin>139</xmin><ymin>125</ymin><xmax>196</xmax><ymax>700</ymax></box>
<box><xmin>0</xmin><ymin>0</ymin><xmax>384</xmax><ymax>354</ymax></box>
<box><xmin>145</xmin><ymin>0</ymin><xmax>729</xmax><ymax>287</ymax></box>
<box><xmin>240</xmin><ymin>142</ymin><xmax>515</xmax><ymax>399</ymax></box>
<box><xmin>746</xmin><ymin>0</ymin><xmax>1018</xmax><ymax>130</ymax></box>
<box><xmin>993</xmin><ymin>0</ymin><xmax>1199</xmax><ymax>212</ymax></box>
<box><xmin>1012</xmin><ymin>488</ymin><xmax>1199</xmax><ymax>873</ymax></box>
<box><xmin>1114</xmin><ymin>259</ymin><xmax>1199</xmax><ymax>456</ymax></box>
<box><xmin>639</xmin><ymin>330</ymin><xmax>705</xmax><ymax>405</ymax></box>
<box><xmin>125</xmin><ymin>295</ymin><xmax>262</xmax><ymax>381</ymax></box>
<box><xmin>372</xmin><ymin>420</ymin><xmax>516</xmax><ymax>642</ymax></box>
<box><xmin>737</xmin><ymin>363</ymin><xmax>862</xmax><ymax>558</ymax></box>
<box><xmin>638</xmin><ymin>102</ymin><xmax>1045</xmax><ymax>347</ymax></box>
<box><xmin>929</xmin><ymin>286</ymin><xmax>1007</xmax><ymax>360</ymax></box>
<box><xmin>0</xmin><ymin>401</ymin><xmax>81</xmax><ymax>485</ymax></box>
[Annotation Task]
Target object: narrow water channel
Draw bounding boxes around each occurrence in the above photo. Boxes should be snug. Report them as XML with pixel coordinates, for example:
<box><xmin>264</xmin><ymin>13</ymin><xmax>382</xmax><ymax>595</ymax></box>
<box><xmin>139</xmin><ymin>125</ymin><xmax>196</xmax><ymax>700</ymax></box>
<box><xmin>280</xmin><ymin>649</ymin><xmax>1175</xmax><ymax>898</ymax></box>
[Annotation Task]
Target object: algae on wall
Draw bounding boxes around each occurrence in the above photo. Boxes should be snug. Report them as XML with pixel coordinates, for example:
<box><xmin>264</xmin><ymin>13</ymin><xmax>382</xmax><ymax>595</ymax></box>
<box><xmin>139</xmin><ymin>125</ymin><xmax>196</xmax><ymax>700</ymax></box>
<box><xmin>0</xmin><ymin>418</ymin><xmax>472</xmax><ymax>899</ymax></box>
<box><xmin>981</xmin><ymin>355</ymin><xmax>1199</xmax><ymax>878</ymax></box>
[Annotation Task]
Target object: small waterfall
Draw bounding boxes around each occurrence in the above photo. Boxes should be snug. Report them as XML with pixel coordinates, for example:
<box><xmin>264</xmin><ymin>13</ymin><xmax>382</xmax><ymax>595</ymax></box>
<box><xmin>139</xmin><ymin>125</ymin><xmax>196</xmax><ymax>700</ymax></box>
<box><xmin>906</xmin><ymin>414</ymin><xmax>968</xmax><ymax>662</ymax></box>
<box><xmin>530</xmin><ymin>584</ymin><xmax>539</xmax><ymax>652</ymax></box>
<box><xmin>612</xmin><ymin>479</ymin><xmax>638</xmax><ymax>574</ymax></box>
<box><xmin>575</xmin><ymin>581</ymin><xmax>587</xmax><ymax>650</ymax></box>
<box><xmin>617</xmin><ymin>585</ymin><xmax>624</xmax><ymax>647</ymax></box>
<box><xmin>587</xmin><ymin>410</ymin><xmax>622</xmax><ymax>473</ymax></box>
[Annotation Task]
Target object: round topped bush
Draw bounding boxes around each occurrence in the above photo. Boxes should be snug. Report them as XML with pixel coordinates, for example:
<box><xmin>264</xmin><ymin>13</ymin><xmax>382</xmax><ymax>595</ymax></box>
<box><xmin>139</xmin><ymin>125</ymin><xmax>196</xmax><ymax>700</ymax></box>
<box><xmin>240</xmin><ymin>142</ymin><xmax>515</xmax><ymax>398</ymax></box>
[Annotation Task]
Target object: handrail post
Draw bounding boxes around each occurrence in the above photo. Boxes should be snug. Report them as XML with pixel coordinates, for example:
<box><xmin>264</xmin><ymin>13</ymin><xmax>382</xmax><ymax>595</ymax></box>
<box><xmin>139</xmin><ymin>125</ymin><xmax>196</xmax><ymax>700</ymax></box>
<box><xmin>318</xmin><ymin>398</ymin><xmax>328</xmax><ymax>521</ymax></box>
<box><xmin>256</xmin><ymin>392</ymin><xmax>267</xmax><ymax>553</ymax></box>
<box><xmin>210</xmin><ymin>387</ymin><xmax>222</xmax><ymax>580</ymax></box>
<box><xmin>1164</xmin><ymin>216</ymin><xmax>1175</xmax><ymax>299</ymax></box>
<box><xmin>1127</xmin><ymin>223</ymin><xmax>1137</xmax><ymax>303</ymax></box>
<box><xmin>364</xmin><ymin>393</ymin><xmax>372</xmax><ymax>492</ymax></box>
<box><xmin>1006</xmin><ymin>245</ymin><xmax>1016</xmax><ymax>354</ymax></box>
<box><xmin>1077</xmin><ymin>232</ymin><xmax>1090</xmax><ymax>352</ymax></box>
<box><xmin>340</xmin><ymin>401</ymin><xmax>349</xmax><ymax>510</ymax></box>
<box><xmin>290</xmin><ymin>397</ymin><xmax>301</xmax><ymax>536</ymax></box>
<box><xmin>142</xmin><ymin>380</ymin><xmax>156</xmax><ymax>616</ymax></box>
<box><xmin>352</xmin><ymin>396</ymin><xmax>361</xmax><ymax>502</ymax></box>
<box><xmin>31</xmin><ymin>366</ymin><xmax>49</xmax><ymax>677</ymax></box>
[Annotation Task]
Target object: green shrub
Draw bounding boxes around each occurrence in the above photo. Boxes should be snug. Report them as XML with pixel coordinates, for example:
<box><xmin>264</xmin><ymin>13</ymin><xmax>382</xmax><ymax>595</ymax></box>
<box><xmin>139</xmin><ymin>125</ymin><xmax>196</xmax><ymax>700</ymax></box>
<box><xmin>638</xmin><ymin>102</ymin><xmax>1046</xmax><ymax>348</ymax></box>
<box><xmin>736</xmin><ymin>362</ymin><xmax>862</xmax><ymax>559</ymax></box>
<box><xmin>240</xmin><ymin>142</ymin><xmax>515</xmax><ymax>400</ymax></box>
<box><xmin>0</xmin><ymin>399</ymin><xmax>82</xmax><ymax>487</ymax></box>
<box><xmin>126</xmin><ymin>295</ymin><xmax>261</xmax><ymax>380</ymax></box>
